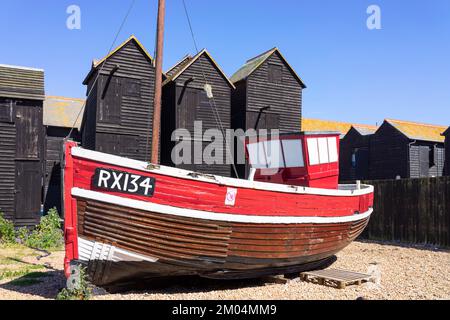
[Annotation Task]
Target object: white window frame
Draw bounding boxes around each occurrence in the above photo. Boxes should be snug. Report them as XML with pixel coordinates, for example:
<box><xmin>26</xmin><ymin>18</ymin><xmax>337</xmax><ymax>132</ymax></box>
<box><xmin>307</xmin><ymin>138</ymin><xmax>320</xmax><ymax>165</ymax></box>
<box><xmin>327</xmin><ymin>137</ymin><xmax>338</xmax><ymax>163</ymax></box>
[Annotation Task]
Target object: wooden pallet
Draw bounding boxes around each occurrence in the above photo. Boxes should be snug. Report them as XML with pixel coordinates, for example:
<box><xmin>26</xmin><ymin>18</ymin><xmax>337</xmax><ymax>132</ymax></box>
<box><xmin>300</xmin><ymin>269</ymin><xmax>372</xmax><ymax>289</ymax></box>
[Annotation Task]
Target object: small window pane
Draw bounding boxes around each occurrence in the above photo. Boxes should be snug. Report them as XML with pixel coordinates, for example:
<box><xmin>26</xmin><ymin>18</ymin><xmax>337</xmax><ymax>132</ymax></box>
<box><xmin>0</xmin><ymin>103</ymin><xmax>13</xmax><ymax>123</ymax></box>
<box><xmin>307</xmin><ymin>138</ymin><xmax>319</xmax><ymax>165</ymax></box>
<box><xmin>318</xmin><ymin>138</ymin><xmax>329</xmax><ymax>164</ymax></box>
<box><xmin>247</xmin><ymin>142</ymin><xmax>267</xmax><ymax>169</ymax></box>
<box><xmin>282</xmin><ymin>139</ymin><xmax>304</xmax><ymax>167</ymax></box>
<box><xmin>268</xmin><ymin>64</ymin><xmax>283</xmax><ymax>84</ymax></box>
<box><xmin>328</xmin><ymin>137</ymin><xmax>338</xmax><ymax>163</ymax></box>
<box><xmin>263</xmin><ymin>140</ymin><xmax>285</xmax><ymax>168</ymax></box>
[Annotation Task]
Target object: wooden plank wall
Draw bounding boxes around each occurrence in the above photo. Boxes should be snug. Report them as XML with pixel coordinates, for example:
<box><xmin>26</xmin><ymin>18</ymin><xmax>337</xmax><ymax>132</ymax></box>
<box><xmin>360</xmin><ymin>177</ymin><xmax>450</xmax><ymax>247</ymax></box>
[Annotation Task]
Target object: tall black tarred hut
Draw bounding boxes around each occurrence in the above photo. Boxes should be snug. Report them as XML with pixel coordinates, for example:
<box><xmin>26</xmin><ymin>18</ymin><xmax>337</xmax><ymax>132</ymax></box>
<box><xmin>230</xmin><ymin>47</ymin><xmax>306</xmax><ymax>133</ymax></box>
<box><xmin>340</xmin><ymin>125</ymin><xmax>377</xmax><ymax>181</ymax></box>
<box><xmin>0</xmin><ymin>64</ymin><xmax>45</xmax><ymax>226</ymax></box>
<box><xmin>443</xmin><ymin>127</ymin><xmax>450</xmax><ymax>176</ymax></box>
<box><xmin>230</xmin><ymin>48</ymin><xmax>306</xmax><ymax>178</ymax></box>
<box><xmin>81</xmin><ymin>36</ymin><xmax>156</xmax><ymax>162</ymax></box>
<box><xmin>161</xmin><ymin>49</ymin><xmax>235</xmax><ymax>177</ymax></box>
<box><xmin>369</xmin><ymin>119</ymin><xmax>446</xmax><ymax>179</ymax></box>
<box><xmin>43</xmin><ymin>96</ymin><xmax>84</xmax><ymax>213</ymax></box>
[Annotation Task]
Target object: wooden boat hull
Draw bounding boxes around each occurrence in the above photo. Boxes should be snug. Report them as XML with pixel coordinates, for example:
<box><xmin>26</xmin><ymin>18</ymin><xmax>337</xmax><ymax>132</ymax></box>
<box><xmin>63</xmin><ymin>142</ymin><xmax>374</xmax><ymax>287</ymax></box>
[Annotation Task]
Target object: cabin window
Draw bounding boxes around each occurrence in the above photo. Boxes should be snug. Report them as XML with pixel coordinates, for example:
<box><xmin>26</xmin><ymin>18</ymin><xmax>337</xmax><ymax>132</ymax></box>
<box><xmin>247</xmin><ymin>142</ymin><xmax>268</xmax><ymax>169</ymax></box>
<box><xmin>282</xmin><ymin>139</ymin><xmax>304</xmax><ymax>167</ymax></box>
<box><xmin>307</xmin><ymin>137</ymin><xmax>338</xmax><ymax>165</ymax></box>
<box><xmin>123</xmin><ymin>79</ymin><xmax>141</xmax><ymax>97</ymax></box>
<box><xmin>0</xmin><ymin>102</ymin><xmax>13</xmax><ymax>123</ymax></box>
<box><xmin>328</xmin><ymin>137</ymin><xmax>339</xmax><ymax>162</ymax></box>
<box><xmin>318</xmin><ymin>138</ymin><xmax>329</xmax><ymax>164</ymax></box>
<box><xmin>248</xmin><ymin>139</ymin><xmax>305</xmax><ymax>169</ymax></box>
<box><xmin>263</xmin><ymin>140</ymin><xmax>285</xmax><ymax>168</ymax></box>
<box><xmin>307</xmin><ymin>139</ymin><xmax>320</xmax><ymax>165</ymax></box>
<box><xmin>268</xmin><ymin>64</ymin><xmax>283</xmax><ymax>84</ymax></box>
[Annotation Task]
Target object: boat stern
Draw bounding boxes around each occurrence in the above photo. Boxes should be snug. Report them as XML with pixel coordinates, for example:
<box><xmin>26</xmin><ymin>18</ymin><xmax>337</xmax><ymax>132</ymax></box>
<box><xmin>62</xmin><ymin>140</ymin><xmax>79</xmax><ymax>278</ymax></box>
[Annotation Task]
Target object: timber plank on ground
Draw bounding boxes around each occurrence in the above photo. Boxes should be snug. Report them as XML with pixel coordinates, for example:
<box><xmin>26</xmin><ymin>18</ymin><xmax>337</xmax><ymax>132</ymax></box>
<box><xmin>300</xmin><ymin>269</ymin><xmax>372</xmax><ymax>289</ymax></box>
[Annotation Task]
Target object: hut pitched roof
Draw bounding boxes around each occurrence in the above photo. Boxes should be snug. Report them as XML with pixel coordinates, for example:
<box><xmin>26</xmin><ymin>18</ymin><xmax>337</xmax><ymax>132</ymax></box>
<box><xmin>230</xmin><ymin>47</ymin><xmax>306</xmax><ymax>88</ymax></box>
<box><xmin>442</xmin><ymin>126</ymin><xmax>450</xmax><ymax>136</ymax></box>
<box><xmin>302</xmin><ymin>118</ymin><xmax>377</xmax><ymax>138</ymax></box>
<box><xmin>385</xmin><ymin>119</ymin><xmax>447</xmax><ymax>143</ymax></box>
<box><xmin>163</xmin><ymin>49</ymin><xmax>235</xmax><ymax>89</ymax></box>
<box><xmin>43</xmin><ymin>96</ymin><xmax>85</xmax><ymax>130</ymax></box>
<box><xmin>83</xmin><ymin>35</ymin><xmax>155</xmax><ymax>85</ymax></box>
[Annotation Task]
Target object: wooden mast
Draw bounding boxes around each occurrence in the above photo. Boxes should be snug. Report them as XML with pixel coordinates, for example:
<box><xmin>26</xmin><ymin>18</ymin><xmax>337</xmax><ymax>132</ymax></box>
<box><xmin>151</xmin><ymin>0</ymin><xmax>166</xmax><ymax>164</ymax></box>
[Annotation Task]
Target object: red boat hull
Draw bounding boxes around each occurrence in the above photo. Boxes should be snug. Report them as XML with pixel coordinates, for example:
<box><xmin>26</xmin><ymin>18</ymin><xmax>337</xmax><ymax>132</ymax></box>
<box><xmin>63</xmin><ymin>142</ymin><xmax>374</xmax><ymax>287</ymax></box>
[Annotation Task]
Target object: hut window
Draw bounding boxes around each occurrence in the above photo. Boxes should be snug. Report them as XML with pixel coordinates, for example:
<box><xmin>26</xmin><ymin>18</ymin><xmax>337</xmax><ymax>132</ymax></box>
<box><xmin>123</xmin><ymin>78</ymin><xmax>141</xmax><ymax>97</ymax></box>
<box><xmin>351</xmin><ymin>149</ymin><xmax>357</xmax><ymax>168</ymax></box>
<box><xmin>0</xmin><ymin>102</ymin><xmax>13</xmax><ymax>123</ymax></box>
<box><xmin>429</xmin><ymin>145</ymin><xmax>438</xmax><ymax>167</ymax></box>
<box><xmin>268</xmin><ymin>64</ymin><xmax>283</xmax><ymax>84</ymax></box>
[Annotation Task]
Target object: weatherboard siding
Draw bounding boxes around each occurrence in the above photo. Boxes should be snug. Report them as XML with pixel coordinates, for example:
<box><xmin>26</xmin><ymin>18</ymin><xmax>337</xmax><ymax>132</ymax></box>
<box><xmin>161</xmin><ymin>53</ymin><xmax>232</xmax><ymax>177</ymax></box>
<box><xmin>445</xmin><ymin>132</ymin><xmax>450</xmax><ymax>176</ymax></box>
<box><xmin>340</xmin><ymin>128</ymin><xmax>372</xmax><ymax>181</ymax></box>
<box><xmin>246</xmin><ymin>52</ymin><xmax>302</xmax><ymax>133</ymax></box>
<box><xmin>409</xmin><ymin>144</ymin><xmax>445</xmax><ymax>178</ymax></box>
<box><xmin>0</xmin><ymin>120</ymin><xmax>16</xmax><ymax>219</ymax></box>
<box><xmin>82</xmin><ymin>40</ymin><xmax>155</xmax><ymax>162</ymax></box>
<box><xmin>369</xmin><ymin>122</ymin><xmax>409</xmax><ymax>179</ymax></box>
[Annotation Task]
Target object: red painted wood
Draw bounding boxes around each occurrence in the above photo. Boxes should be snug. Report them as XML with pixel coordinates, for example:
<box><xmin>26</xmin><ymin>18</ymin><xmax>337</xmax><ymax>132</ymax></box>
<box><xmin>63</xmin><ymin>141</ymin><xmax>79</xmax><ymax>278</ymax></box>
<box><xmin>71</xmin><ymin>156</ymin><xmax>371</xmax><ymax>218</ymax></box>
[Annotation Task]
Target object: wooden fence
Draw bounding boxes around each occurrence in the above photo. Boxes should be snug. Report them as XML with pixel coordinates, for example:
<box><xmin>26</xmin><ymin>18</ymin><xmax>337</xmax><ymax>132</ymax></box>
<box><xmin>359</xmin><ymin>176</ymin><xmax>450</xmax><ymax>247</ymax></box>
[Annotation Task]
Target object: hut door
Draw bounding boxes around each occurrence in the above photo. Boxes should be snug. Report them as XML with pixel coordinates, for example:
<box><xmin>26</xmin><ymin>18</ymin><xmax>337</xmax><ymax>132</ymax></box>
<box><xmin>15</xmin><ymin>162</ymin><xmax>42</xmax><ymax>220</ymax></box>
<box><xmin>99</xmin><ymin>76</ymin><xmax>122</xmax><ymax>124</ymax></box>
<box><xmin>419</xmin><ymin>146</ymin><xmax>430</xmax><ymax>177</ymax></box>
<box><xmin>177</xmin><ymin>87</ymin><xmax>198</xmax><ymax>132</ymax></box>
<box><xmin>14</xmin><ymin>105</ymin><xmax>42</xmax><ymax>222</ymax></box>
<box><xmin>355</xmin><ymin>147</ymin><xmax>369</xmax><ymax>179</ymax></box>
<box><xmin>15</xmin><ymin>105</ymin><xmax>40</xmax><ymax>159</ymax></box>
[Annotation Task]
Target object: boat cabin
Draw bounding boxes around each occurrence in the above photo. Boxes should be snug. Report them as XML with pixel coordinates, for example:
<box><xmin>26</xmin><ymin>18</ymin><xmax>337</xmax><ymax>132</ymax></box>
<box><xmin>245</xmin><ymin>132</ymin><xmax>340</xmax><ymax>189</ymax></box>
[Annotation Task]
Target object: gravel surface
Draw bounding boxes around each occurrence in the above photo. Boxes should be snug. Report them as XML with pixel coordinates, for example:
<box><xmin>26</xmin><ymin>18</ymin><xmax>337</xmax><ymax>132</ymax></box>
<box><xmin>0</xmin><ymin>241</ymin><xmax>449</xmax><ymax>300</ymax></box>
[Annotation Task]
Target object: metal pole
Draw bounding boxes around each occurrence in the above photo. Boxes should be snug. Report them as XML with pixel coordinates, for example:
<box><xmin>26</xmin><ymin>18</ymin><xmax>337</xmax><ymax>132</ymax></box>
<box><xmin>151</xmin><ymin>0</ymin><xmax>166</xmax><ymax>164</ymax></box>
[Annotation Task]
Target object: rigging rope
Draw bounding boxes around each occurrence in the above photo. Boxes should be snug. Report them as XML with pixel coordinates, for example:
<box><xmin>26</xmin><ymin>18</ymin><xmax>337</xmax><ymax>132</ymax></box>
<box><xmin>65</xmin><ymin>0</ymin><xmax>137</xmax><ymax>140</ymax></box>
<box><xmin>181</xmin><ymin>0</ymin><xmax>240</xmax><ymax>178</ymax></box>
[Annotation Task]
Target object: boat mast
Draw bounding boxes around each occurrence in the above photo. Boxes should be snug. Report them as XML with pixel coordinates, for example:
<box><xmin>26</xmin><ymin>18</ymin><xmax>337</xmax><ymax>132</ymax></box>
<box><xmin>151</xmin><ymin>0</ymin><xmax>166</xmax><ymax>164</ymax></box>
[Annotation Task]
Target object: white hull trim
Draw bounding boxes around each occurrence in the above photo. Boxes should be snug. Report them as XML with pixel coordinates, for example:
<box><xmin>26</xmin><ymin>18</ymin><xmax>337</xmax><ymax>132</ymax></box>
<box><xmin>78</xmin><ymin>237</ymin><xmax>159</xmax><ymax>263</ymax></box>
<box><xmin>71</xmin><ymin>147</ymin><xmax>374</xmax><ymax>197</ymax></box>
<box><xmin>72</xmin><ymin>187</ymin><xmax>373</xmax><ymax>225</ymax></box>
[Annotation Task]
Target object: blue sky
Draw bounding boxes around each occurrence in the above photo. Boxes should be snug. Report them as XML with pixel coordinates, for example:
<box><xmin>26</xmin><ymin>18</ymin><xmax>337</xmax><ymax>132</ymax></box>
<box><xmin>0</xmin><ymin>0</ymin><xmax>449</xmax><ymax>126</ymax></box>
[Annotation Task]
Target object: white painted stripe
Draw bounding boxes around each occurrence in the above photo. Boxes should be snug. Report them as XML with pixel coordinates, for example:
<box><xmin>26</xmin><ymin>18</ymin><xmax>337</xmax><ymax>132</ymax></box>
<box><xmin>72</xmin><ymin>187</ymin><xmax>373</xmax><ymax>224</ymax></box>
<box><xmin>78</xmin><ymin>237</ymin><xmax>158</xmax><ymax>263</ymax></box>
<box><xmin>71</xmin><ymin>147</ymin><xmax>374</xmax><ymax>197</ymax></box>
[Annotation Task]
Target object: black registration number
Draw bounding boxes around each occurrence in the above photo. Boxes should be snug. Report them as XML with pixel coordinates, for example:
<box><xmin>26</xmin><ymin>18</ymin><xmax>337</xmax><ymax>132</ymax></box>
<box><xmin>92</xmin><ymin>168</ymin><xmax>155</xmax><ymax>197</ymax></box>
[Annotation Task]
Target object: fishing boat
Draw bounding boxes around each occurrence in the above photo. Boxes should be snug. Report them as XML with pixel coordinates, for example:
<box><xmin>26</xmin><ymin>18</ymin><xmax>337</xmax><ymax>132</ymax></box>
<box><xmin>62</xmin><ymin>0</ymin><xmax>374</xmax><ymax>289</ymax></box>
